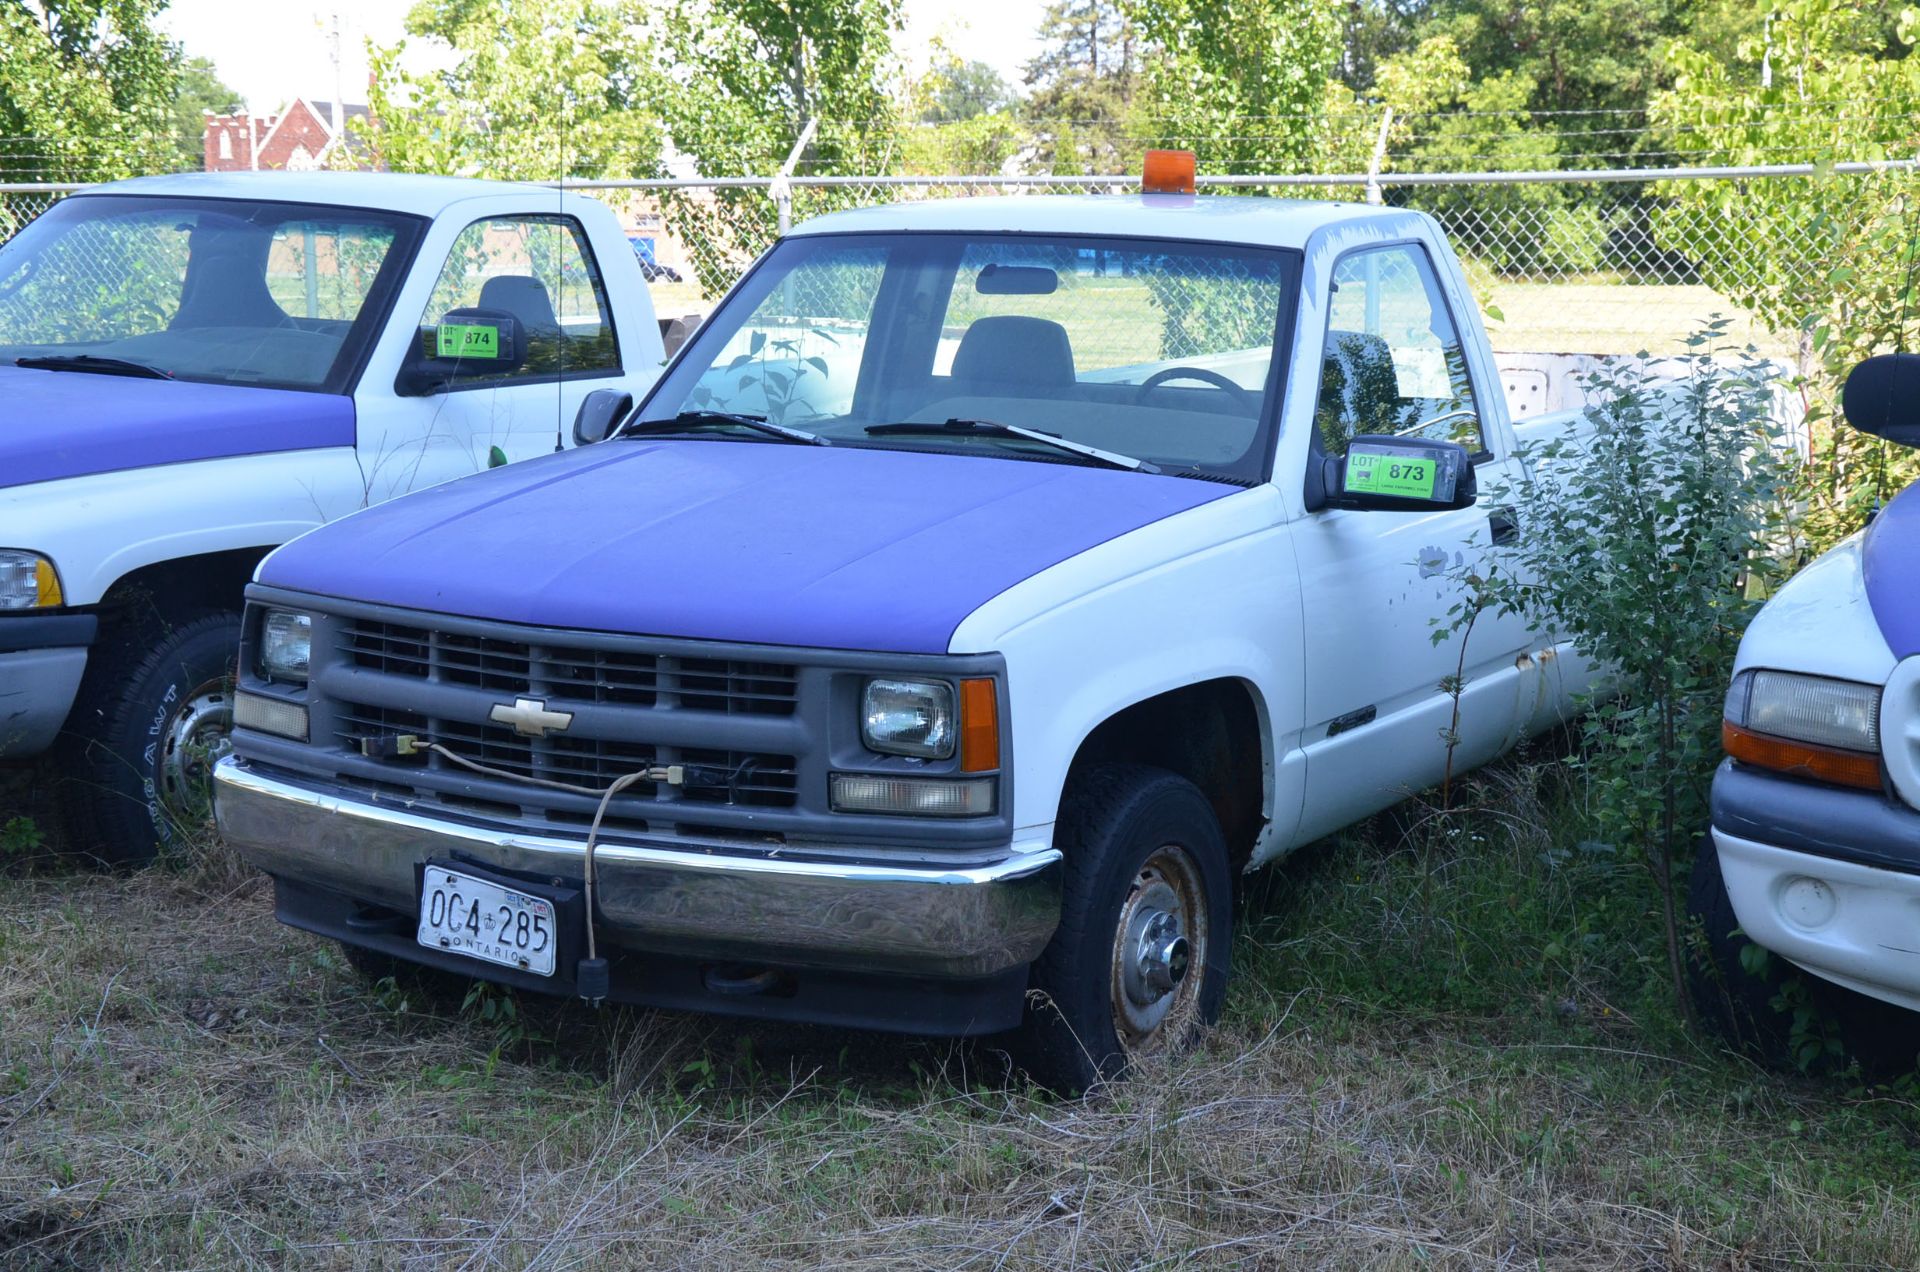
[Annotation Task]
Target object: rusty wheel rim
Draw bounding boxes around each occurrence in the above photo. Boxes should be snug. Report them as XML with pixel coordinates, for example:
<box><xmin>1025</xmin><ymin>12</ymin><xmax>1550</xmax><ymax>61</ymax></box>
<box><xmin>1109</xmin><ymin>844</ymin><xmax>1207</xmax><ymax>1053</ymax></box>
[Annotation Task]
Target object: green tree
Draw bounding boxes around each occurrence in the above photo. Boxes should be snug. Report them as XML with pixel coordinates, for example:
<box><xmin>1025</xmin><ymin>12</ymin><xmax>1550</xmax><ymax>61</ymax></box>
<box><xmin>1018</xmin><ymin>1</ymin><xmax>1142</xmax><ymax>169</ymax></box>
<box><xmin>1652</xmin><ymin>0</ymin><xmax>1920</xmax><ymax>550</ymax></box>
<box><xmin>1368</xmin><ymin>35</ymin><xmax>1605</xmax><ymax>275</ymax></box>
<box><xmin>917</xmin><ymin>54</ymin><xmax>1012</xmax><ymax>124</ymax></box>
<box><xmin>657</xmin><ymin>0</ymin><xmax>903</xmax><ymax>293</ymax></box>
<box><xmin>168</xmin><ymin>54</ymin><xmax>241</xmax><ymax>171</ymax></box>
<box><xmin>1411</xmin><ymin>0</ymin><xmax>1696</xmax><ymax>120</ymax></box>
<box><xmin>1123</xmin><ymin>0</ymin><xmax>1343</xmax><ymax>174</ymax></box>
<box><xmin>355</xmin><ymin>0</ymin><xmax>664</xmax><ymax>182</ymax></box>
<box><xmin>0</xmin><ymin>0</ymin><xmax>178</xmax><ymax>182</ymax></box>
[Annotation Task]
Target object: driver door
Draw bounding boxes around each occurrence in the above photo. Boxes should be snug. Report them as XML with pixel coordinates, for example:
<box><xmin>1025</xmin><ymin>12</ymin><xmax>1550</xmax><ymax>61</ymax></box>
<box><xmin>354</xmin><ymin>213</ymin><xmax>627</xmax><ymax>504</ymax></box>
<box><xmin>1289</xmin><ymin>242</ymin><xmax>1532</xmax><ymax>843</ymax></box>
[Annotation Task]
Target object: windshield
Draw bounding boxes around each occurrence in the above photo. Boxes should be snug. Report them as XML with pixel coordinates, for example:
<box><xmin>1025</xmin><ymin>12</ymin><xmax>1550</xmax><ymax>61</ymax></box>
<box><xmin>0</xmin><ymin>194</ymin><xmax>424</xmax><ymax>392</ymax></box>
<box><xmin>644</xmin><ymin>231</ymin><xmax>1300</xmax><ymax>482</ymax></box>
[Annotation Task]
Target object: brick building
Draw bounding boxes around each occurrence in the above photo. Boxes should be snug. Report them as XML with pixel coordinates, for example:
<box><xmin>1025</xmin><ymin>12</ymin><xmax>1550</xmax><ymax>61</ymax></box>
<box><xmin>202</xmin><ymin>99</ymin><xmax>371</xmax><ymax>172</ymax></box>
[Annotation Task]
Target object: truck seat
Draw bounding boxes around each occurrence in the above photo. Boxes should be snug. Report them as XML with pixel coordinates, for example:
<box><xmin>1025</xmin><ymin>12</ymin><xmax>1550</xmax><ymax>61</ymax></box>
<box><xmin>950</xmin><ymin>316</ymin><xmax>1077</xmax><ymax>388</ymax></box>
<box><xmin>477</xmin><ymin>275</ymin><xmax>562</xmax><ymax>341</ymax></box>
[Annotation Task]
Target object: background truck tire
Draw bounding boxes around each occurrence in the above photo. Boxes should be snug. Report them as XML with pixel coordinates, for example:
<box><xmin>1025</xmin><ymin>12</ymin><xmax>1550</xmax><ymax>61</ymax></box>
<box><xmin>1688</xmin><ymin>837</ymin><xmax>1920</xmax><ymax>1074</ymax></box>
<box><xmin>57</xmin><ymin>609</ymin><xmax>241</xmax><ymax>867</ymax></box>
<box><xmin>1008</xmin><ymin>763</ymin><xmax>1232</xmax><ymax>1093</ymax></box>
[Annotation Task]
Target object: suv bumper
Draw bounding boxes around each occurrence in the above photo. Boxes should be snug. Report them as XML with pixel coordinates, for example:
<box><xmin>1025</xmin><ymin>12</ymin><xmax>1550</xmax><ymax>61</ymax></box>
<box><xmin>214</xmin><ymin>759</ymin><xmax>1063</xmax><ymax>982</ymax></box>
<box><xmin>1712</xmin><ymin>760</ymin><xmax>1920</xmax><ymax>1013</ymax></box>
<box><xmin>0</xmin><ymin>615</ymin><xmax>96</xmax><ymax>758</ymax></box>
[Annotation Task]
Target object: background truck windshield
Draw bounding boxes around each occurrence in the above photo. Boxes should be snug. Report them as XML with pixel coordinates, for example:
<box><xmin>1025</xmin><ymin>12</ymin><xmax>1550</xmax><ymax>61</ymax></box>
<box><xmin>646</xmin><ymin>232</ymin><xmax>1299</xmax><ymax>482</ymax></box>
<box><xmin>0</xmin><ymin>195</ymin><xmax>422</xmax><ymax>392</ymax></box>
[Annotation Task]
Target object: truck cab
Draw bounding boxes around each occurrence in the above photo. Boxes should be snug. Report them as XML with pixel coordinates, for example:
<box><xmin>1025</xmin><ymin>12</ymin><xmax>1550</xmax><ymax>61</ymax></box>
<box><xmin>0</xmin><ymin>172</ymin><xmax>663</xmax><ymax>859</ymax></box>
<box><xmin>1693</xmin><ymin>352</ymin><xmax>1920</xmax><ymax>1049</ymax></box>
<box><xmin>213</xmin><ymin>171</ymin><xmax>1596</xmax><ymax>1089</ymax></box>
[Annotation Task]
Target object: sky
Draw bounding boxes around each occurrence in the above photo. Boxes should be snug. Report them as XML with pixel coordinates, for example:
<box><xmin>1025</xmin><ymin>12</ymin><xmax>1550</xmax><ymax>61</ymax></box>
<box><xmin>157</xmin><ymin>0</ymin><xmax>1047</xmax><ymax>117</ymax></box>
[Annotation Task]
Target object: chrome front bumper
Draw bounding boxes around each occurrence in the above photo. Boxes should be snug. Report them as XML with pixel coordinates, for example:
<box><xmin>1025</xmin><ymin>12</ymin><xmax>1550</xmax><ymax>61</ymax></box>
<box><xmin>214</xmin><ymin>759</ymin><xmax>1062</xmax><ymax>978</ymax></box>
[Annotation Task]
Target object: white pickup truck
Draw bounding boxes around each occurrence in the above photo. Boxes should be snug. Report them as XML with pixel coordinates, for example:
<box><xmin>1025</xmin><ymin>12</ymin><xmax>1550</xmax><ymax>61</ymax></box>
<box><xmin>0</xmin><ymin>172</ymin><xmax>664</xmax><ymax>859</ymax></box>
<box><xmin>214</xmin><ymin>159</ymin><xmax>1601</xmax><ymax>1089</ymax></box>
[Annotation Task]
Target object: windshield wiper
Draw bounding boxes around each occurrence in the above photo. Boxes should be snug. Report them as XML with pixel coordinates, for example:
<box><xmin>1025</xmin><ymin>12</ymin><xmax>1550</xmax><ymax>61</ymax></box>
<box><xmin>621</xmin><ymin>409</ymin><xmax>828</xmax><ymax>446</ymax></box>
<box><xmin>15</xmin><ymin>354</ymin><xmax>172</xmax><ymax>380</ymax></box>
<box><xmin>865</xmin><ymin>418</ymin><xmax>1158</xmax><ymax>473</ymax></box>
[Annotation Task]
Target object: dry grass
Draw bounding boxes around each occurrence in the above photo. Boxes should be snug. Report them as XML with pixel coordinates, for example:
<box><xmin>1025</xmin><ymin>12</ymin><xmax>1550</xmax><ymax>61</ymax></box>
<box><xmin>4</xmin><ymin>817</ymin><xmax>1920</xmax><ymax>1270</ymax></box>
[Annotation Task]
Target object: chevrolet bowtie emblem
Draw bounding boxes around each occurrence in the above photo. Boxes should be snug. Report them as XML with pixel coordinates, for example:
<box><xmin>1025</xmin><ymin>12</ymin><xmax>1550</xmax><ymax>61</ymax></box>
<box><xmin>489</xmin><ymin>697</ymin><xmax>574</xmax><ymax>738</ymax></box>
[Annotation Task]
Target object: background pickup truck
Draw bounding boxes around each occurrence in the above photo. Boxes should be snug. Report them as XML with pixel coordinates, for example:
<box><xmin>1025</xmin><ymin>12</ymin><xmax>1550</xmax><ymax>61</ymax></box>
<box><xmin>214</xmin><ymin>175</ymin><xmax>1607</xmax><ymax>1091</ymax></box>
<box><xmin>0</xmin><ymin>172</ymin><xmax>664</xmax><ymax>861</ymax></box>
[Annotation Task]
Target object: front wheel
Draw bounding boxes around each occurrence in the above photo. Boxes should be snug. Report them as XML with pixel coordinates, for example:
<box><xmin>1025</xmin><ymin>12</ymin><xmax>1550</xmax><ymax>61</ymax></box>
<box><xmin>1689</xmin><ymin>836</ymin><xmax>1920</xmax><ymax>1074</ymax></box>
<box><xmin>57</xmin><ymin>610</ymin><xmax>241</xmax><ymax>866</ymax></box>
<box><xmin>1009</xmin><ymin>764</ymin><xmax>1232</xmax><ymax>1093</ymax></box>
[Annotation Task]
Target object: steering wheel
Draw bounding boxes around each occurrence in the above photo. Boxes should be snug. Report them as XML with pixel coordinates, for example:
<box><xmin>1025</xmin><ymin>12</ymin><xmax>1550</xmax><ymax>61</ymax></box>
<box><xmin>1135</xmin><ymin>366</ymin><xmax>1256</xmax><ymax>410</ymax></box>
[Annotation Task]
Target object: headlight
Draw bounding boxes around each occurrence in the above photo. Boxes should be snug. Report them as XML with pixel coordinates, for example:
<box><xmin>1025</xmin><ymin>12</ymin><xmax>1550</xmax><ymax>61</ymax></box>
<box><xmin>258</xmin><ymin>609</ymin><xmax>313</xmax><ymax>683</ymax></box>
<box><xmin>0</xmin><ymin>550</ymin><xmax>63</xmax><ymax>610</ymax></box>
<box><xmin>1724</xmin><ymin>669</ymin><xmax>1882</xmax><ymax>790</ymax></box>
<box><xmin>861</xmin><ymin>678</ymin><xmax>955</xmax><ymax>758</ymax></box>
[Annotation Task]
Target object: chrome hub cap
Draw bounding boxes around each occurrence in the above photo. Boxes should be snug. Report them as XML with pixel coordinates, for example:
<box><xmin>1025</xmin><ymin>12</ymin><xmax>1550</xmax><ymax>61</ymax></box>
<box><xmin>1110</xmin><ymin>845</ymin><xmax>1207</xmax><ymax>1050</ymax></box>
<box><xmin>157</xmin><ymin>678</ymin><xmax>234</xmax><ymax>825</ymax></box>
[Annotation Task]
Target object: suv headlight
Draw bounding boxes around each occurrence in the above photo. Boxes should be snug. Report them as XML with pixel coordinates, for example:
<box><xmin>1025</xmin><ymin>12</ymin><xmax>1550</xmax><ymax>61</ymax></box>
<box><xmin>0</xmin><ymin>550</ymin><xmax>63</xmax><ymax>610</ymax></box>
<box><xmin>1724</xmin><ymin>668</ymin><xmax>1882</xmax><ymax>790</ymax></box>
<box><xmin>861</xmin><ymin>678</ymin><xmax>955</xmax><ymax>758</ymax></box>
<box><xmin>258</xmin><ymin>608</ymin><xmax>313</xmax><ymax>683</ymax></box>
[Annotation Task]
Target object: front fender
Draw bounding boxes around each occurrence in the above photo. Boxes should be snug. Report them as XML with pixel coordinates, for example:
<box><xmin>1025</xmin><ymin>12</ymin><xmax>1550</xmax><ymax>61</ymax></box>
<box><xmin>951</xmin><ymin>486</ymin><xmax>1304</xmax><ymax>854</ymax></box>
<box><xmin>0</xmin><ymin>448</ymin><xmax>365</xmax><ymax>606</ymax></box>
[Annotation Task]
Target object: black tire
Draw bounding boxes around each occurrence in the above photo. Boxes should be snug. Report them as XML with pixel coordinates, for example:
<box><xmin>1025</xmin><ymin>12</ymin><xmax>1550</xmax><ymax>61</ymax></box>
<box><xmin>339</xmin><ymin>940</ymin><xmax>472</xmax><ymax>997</ymax></box>
<box><xmin>1686</xmin><ymin>836</ymin><xmax>1796</xmax><ymax>1063</ymax></box>
<box><xmin>56</xmin><ymin>609</ymin><xmax>241</xmax><ymax>867</ymax></box>
<box><xmin>1689</xmin><ymin>837</ymin><xmax>1920</xmax><ymax>1075</ymax></box>
<box><xmin>1008</xmin><ymin>763</ymin><xmax>1233</xmax><ymax>1093</ymax></box>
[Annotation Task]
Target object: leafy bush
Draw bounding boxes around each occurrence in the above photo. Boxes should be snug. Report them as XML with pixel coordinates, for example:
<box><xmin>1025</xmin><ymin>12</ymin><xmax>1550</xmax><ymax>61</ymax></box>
<box><xmin>1440</xmin><ymin>325</ymin><xmax>1790</xmax><ymax>1018</ymax></box>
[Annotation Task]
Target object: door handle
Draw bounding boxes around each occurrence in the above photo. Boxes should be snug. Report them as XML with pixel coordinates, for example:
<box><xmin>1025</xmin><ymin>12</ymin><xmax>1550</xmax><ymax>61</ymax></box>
<box><xmin>1489</xmin><ymin>509</ymin><xmax>1519</xmax><ymax>546</ymax></box>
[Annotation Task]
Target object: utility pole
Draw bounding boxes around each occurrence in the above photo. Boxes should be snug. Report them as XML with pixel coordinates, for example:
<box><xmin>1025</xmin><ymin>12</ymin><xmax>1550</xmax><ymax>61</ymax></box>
<box><xmin>327</xmin><ymin>11</ymin><xmax>346</xmax><ymax>141</ymax></box>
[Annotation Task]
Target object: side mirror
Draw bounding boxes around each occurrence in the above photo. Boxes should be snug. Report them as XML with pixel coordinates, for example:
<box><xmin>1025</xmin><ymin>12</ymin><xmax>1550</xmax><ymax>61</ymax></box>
<box><xmin>1322</xmin><ymin>435</ymin><xmax>1478</xmax><ymax>511</ymax></box>
<box><xmin>397</xmin><ymin>306</ymin><xmax>527</xmax><ymax>396</ymax></box>
<box><xmin>1843</xmin><ymin>353</ymin><xmax>1920</xmax><ymax>447</ymax></box>
<box><xmin>571</xmin><ymin>389</ymin><xmax>633</xmax><ymax>446</ymax></box>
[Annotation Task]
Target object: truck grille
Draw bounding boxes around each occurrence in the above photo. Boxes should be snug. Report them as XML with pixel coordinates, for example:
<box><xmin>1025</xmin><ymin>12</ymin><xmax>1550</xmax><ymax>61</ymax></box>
<box><xmin>332</xmin><ymin>702</ymin><xmax>798</xmax><ymax>808</ymax></box>
<box><xmin>341</xmin><ymin>617</ymin><xmax>799</xmax><ymax>715</ymax></box>
<box><xmin>280</xmin><ymin>611</ymin><xmax>814</xmax><ymax>835</ymax></box>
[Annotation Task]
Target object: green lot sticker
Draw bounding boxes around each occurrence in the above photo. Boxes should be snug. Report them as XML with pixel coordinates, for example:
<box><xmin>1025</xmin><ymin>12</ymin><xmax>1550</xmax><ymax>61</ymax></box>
<box><xmin>1347</xmin><ymin>449</ymin><xmax>1438</xmax><ymax>499</ymax></box>
<box><xmin>437</xmin><ymin>323</ymin><xmax>501</xmax><ymax>359</ymax></box>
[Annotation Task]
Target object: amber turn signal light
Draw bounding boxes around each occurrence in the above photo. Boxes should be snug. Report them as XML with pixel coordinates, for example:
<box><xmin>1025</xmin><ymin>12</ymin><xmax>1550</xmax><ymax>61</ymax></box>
<box><xmin>960</xmin><ymin>678</ymin><xmax>1000</xmax><ymax>773</ymax></box>
<box><xmin>1723</xmin><ymin>721</ymin><xmax>1882</xmax><ymax>791</ymax></box>
<box><xmin>1142</xmin><ymin>149</ymin><xmax>1197</xmax><ymax>194</ymax></box>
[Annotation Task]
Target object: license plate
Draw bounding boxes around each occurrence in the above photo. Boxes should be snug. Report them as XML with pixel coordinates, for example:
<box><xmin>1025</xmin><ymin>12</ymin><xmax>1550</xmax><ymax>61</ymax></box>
<box><xmin>417</xmin><ymin>867</ymin><xmax>557</xmax><ymax>977</ymax></box>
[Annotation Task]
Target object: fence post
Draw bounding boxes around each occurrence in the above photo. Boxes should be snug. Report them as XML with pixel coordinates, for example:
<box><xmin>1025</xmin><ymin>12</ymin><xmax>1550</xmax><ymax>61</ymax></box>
<box><xmin>773</xmin><ymin>117</ymin><xmax>820</xmax><ymax>236</ymax></box>
<box><xmin>1365</xmin><ymin>107</ymin><xmax>1394</xmax><ymax>206</ymax></box>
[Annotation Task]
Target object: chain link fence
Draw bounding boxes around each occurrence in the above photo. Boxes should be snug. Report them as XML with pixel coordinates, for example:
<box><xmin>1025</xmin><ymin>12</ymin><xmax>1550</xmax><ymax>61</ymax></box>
<box><xmin>2</xmin><ymin>162</ymin><xmax>1900</xmax><ymax>362</ymax></box>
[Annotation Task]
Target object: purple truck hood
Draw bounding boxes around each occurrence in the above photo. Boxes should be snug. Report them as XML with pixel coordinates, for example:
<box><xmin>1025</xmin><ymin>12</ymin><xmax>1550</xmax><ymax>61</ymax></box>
<box><xmin>0</xmin><ymin>365</ymin><xmax>354</xmax><ymax>489</ymax></box>
<box><xmin>1864</xmin><ymin>480</ymin><xmax>1920</xmax><ymax>659</ymax></box>
<box><xmin>261</xmin><ymin>440</ymin><xmax>1237</xmax><ymax>654</ymax></box>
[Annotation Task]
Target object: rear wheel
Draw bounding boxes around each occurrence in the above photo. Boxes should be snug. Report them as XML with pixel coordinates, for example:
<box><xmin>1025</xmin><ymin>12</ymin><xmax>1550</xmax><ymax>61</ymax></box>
<box><xmin>56</xmin><ymin>610</ymin><xmax>240</xmax><ymax>866</ymax></box>
<box><xmin>1009</xmin><ymin>764</ymin><xmax>1232</xmax><ymax>1093</ymax></box>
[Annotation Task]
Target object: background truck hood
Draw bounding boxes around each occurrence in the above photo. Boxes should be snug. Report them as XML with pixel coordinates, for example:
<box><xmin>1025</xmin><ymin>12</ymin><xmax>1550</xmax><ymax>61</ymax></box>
<box><xmin>261</xmin><ymin>440</ymin><xmax>1236</xmax><ymax>653</ymax></box>
<box><xmin>1865</xmin><ymin>480</ymin><xmax>1920</xmax><ymax>658</ymax></box>
<box><xmin>0</xmin><ymin>365</ymin><xmax>354</xmax><ymax>489</ymax></box>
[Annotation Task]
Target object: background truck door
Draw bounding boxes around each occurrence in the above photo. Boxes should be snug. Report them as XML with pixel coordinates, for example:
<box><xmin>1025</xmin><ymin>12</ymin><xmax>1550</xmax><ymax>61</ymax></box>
<box><xmin>355</xmin><ymin>208</ymin><xmax>649</xmax><ymax>504</ymax></box>
<box><xmin>1288</xmin><ymin>240</ymin><xmax>1533</xmax><ymax>843</ymax></box>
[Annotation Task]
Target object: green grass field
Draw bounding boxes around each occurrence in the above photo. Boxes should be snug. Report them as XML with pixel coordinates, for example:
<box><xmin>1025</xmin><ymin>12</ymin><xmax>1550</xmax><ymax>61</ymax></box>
<box><xmin>4</xmin><ymin>746</ymin><xmax>1918</xmax><ymax>1269</ymax></box>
